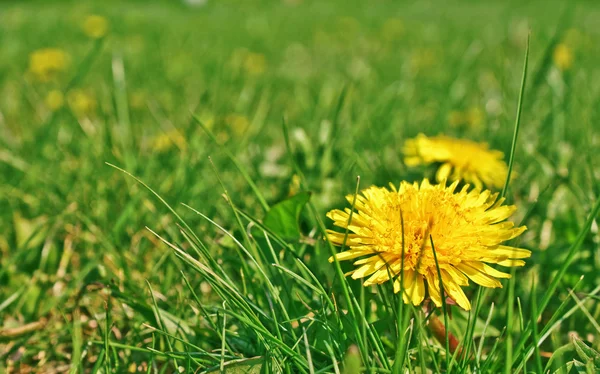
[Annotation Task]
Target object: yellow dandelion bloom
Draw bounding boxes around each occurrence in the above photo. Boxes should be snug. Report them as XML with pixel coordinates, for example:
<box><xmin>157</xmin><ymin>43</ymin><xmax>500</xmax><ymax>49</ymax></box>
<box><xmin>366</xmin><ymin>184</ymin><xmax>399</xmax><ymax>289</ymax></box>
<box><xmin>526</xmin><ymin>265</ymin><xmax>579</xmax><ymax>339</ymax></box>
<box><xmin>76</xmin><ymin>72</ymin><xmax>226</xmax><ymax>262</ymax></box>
<box><xmin>409</xmin><ymin>48</ymin><xmax>437</xmax><ymax>73</ymax></box>
<box><xmin>288</xmin><ymin>174</ymin><xmax>302</xmax><ymax>197</ymax></box>
<box><xmin>45</xmin><ymin>90</ymin><xmax>64</xmax><ymax>111</ymax></box>
<box><xmin>327</xmin><ymin>179</ymin><xmax>529</xmax><ymax>310</ymax></box>
<box><xmin>225</xmin><ymin>114</ymin><xmax>250</xmax><ymax>136</ymax></box>
<box><xmin>447</xmin><ymin>110</ymin><xmax>465</xmax><ymax>128</ymax></box>
<box><xmin>553</xmin><ymin>43</ymin><xmax>573</xmax><ymax>71</ymax></box>
<box><xmin>129</xmin><ymin>91</ymin><xmax>147</xmax><ymax>110</ymax></box>
<box><xmin>403</xmin><ymin>134</ymin><xmax>508</xmax><ymax>189</ymax></box>
<box><xmin>244</xmin><ymin>52</ymin><xmax>267</xmax><ymax>76</ymax></box>
<box><xmin>67</xmin><ymin>89</ymin><xmax>97</xmax><ymax>117</ymax></box>
<box><xmin>449</xmin><ymin>107</ymin><xmax>484</xmax><ymax>130</ymax></box>
<box><xmin>466</xmin><ymin>107</ymin><xmax>484</xmax><ymax>129</ymax></box>
<box><xmin>28</xmin><ymin>48</ymin><xmax>69</xmax><ymax>82</ymax></box>
<box><xmin>152</xmin><ymin>129</ymin><xmax>187</xmax><ymax>152</ymax></box>
<box><xmin>83</xmin><ymin>15</ymin><xmax>109</xmax><ymax>39</ymax></box>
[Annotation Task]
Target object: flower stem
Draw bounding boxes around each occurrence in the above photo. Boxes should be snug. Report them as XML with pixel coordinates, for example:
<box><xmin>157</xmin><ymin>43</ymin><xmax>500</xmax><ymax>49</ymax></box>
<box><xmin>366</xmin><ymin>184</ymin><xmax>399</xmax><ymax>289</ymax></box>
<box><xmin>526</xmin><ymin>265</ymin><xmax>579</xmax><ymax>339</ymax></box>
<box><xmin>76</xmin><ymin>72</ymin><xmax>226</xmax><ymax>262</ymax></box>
<box><xmin>428</xmin><ymin>314</ymin><xmax>463</xmax><ymax>357</ymax></box>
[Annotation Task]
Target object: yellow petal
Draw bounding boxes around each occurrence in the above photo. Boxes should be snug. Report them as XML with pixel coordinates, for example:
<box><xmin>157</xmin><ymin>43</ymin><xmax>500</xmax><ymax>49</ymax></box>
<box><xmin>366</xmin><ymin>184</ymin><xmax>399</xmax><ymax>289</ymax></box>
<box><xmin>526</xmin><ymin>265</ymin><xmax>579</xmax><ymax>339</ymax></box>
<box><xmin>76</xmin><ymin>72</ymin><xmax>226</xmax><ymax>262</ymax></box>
<box><xmin>496</xmin><ymin>259</ymin><xmax>525</xmax><ymax>267</ymax></box>
<box><xmin>425</xmin><ymin>272</ymin><xmax>442</xmax><ymax>307</ymax></box>
<box><xmin>496</xmin><ymin>245</ymin><xmax>531</xmax><ymax>258</ymax></box>
<box><xmin>466</xmin><ymin>261</ymin><xmax>510</xmax><ymax>279</ymax></box>
<box><xmin>411</xmin><ymin>274</ymin><xmax>426</xmax><ymax>305</ymax></box>
<box><xmin>394</xmin><ymin>269</ymin><xmax>414</xmax><ymax>294</ymax></box>
<box><xmin>456</xmin><ymin>263</ymin><xmax>502</xmax><ymax>288</ymax></box>
<box><xmin>436</xmin><ymin>163</ymin><xmax>453</xmax><ymax>183</ymax></box>
<box><xmin>351</xmin><ymin>262</ymin><xmax>379</xmax><ymax>279</ymax></box>
<box><xmin>442</xmin><ymin>265</ymin><xmax>469</xmax><ymax>286</ymax></box>
<box><xmin>404</xmin><ymin>156</ymin><xmax>423</xmax><ymax>166</ymax></box>
<box><xmin>444</xmin><ymin>279</ymin><xmax>471</xmax><ymax>310</ymax></box>
<box><xmin>328</xmin><ymin>249</ymin><xmax>376</xmax><ymax>263</ymax></box>
<box><xmin>364</xmin><ymin>264</ymin><xmax>398</xmax><ymax>286</ymax></box>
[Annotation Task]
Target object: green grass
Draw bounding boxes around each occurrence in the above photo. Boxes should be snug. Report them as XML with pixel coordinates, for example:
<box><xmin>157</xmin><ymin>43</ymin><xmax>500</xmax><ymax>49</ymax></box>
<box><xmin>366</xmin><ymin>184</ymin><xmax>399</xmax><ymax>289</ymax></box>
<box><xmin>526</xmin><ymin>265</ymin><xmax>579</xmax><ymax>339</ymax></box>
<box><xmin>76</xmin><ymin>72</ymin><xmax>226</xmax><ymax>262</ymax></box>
<box><xmin>1</xmin><ymin>0</ymin><xmax>600</xmax><ymax>372</ymax></box>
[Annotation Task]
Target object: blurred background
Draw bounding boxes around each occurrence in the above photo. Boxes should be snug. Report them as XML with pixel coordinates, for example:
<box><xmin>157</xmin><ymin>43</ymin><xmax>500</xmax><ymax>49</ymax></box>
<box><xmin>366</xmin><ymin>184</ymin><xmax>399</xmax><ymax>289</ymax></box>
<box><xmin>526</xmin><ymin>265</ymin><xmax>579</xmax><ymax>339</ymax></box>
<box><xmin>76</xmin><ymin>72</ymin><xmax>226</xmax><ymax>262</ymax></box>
<box><xmin>1</xmin><ymin>0</ymin><xmax>599</xmax><ymax>371</ymax></box>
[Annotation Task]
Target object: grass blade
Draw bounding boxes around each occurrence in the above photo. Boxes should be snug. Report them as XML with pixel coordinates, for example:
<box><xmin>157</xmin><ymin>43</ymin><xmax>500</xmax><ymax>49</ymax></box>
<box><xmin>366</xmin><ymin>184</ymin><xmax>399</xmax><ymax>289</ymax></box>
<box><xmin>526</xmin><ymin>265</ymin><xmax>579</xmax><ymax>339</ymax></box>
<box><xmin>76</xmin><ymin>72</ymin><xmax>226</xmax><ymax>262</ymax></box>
<box><xmin>503</xmin><ymin>32</ymin><xmax>530</xmax><ymax>374</ymax></box>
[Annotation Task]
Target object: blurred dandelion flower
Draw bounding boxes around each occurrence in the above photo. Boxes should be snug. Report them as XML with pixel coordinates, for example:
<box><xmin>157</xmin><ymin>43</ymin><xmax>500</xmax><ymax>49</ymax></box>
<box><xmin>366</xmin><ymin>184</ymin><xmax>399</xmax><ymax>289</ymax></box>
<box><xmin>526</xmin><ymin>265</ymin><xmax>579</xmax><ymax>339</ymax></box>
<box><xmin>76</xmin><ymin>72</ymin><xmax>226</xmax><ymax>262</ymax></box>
<box><xmin>28</xmin><ymin>48</ymin><xmax>69</xmax><ymax>82</ymax></box>
<box><xmin>152</xmin><ymin>130</ymin><xmax>187</xmax><ymax>152</ymax></box>
<box><xmin>129</xmin><ymin>91</ymin><xmax>147</xmax><ymax>110</ymax></box>
<box><xmin>327</xmin><ymin>179</ymin><xmax>529</xmax><ymax>310</ymax></box>
<box><xmin>67</xmin><ymin>89</ymin><xmax>97</xmax><ymax>117</ymax></box>
<box><xmin>230</xmin><ymin>49</ymin><xmax>267</xmax><ymax>76</ymax></box>
<box><xmin>288</xmin><ymin>174</ymin><xmax>302</xmax><ymax>197</ymax></box>
<box><xmin>466</xmin><ymin>107</ymin><xmax>484</xmax><ymax>129</ymax></box>
<box><xmin>404</xmin><ymin>134</ymin><xmax>508</xmax><ymax>189</ymax></box>
<box><xmin>447</xmin><ymin>110</ymin><xmax>465</xmax><ymax>128</ymax></box>
<box><xmin>244</xmin><ymin>52</ymin><xmax>267</xmax><ymax>75</ymax></box>
<box><xmin>45</xmin><ymin>90</ymin><xmax>64</xmax><ymax>111</ymax></box>
<box><xmin>409</xmin><ymin>48</ymin><xmax>437</xmax><ymax>73</ymax></box>
<box><xmin>225</xmin><ymin>114</ymin><xmax>250</xmax><ymax>136</ymax></box>
<box><xmin>83</xmin><ymin>15</ymin><xmax>109</xmax><ymax>39</ymax></box>
<box><xmin>448</xmin><ymin>107</ymin><xmax>484</xmax><ymax>130</ymax></box>
<box><xmin>196</xmin><ymin>111</ymin><xmax>215</xmax><ymax>130</ymax></box>
<box><xmin>553</xmin><ymin>43</ymin><xmax>573</xmax><ymax>71</ymax></box>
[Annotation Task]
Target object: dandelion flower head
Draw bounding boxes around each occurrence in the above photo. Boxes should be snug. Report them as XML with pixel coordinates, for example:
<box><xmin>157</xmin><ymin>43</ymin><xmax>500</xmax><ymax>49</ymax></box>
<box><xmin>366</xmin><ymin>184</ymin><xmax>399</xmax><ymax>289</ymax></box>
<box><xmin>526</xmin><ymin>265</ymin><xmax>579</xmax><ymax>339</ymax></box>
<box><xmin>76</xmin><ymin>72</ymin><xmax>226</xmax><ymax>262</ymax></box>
<box><xmin>404</xmin><ymin>134</ymin><xmax>508</xmax><ymax>189</ymax></box>
<box><xmin>448</xmin><ymin>107</ymin><xmax>484</xmax><ymax>130</ymax></box>
<box><xmin>28</xmin><ymin>48</ymin><xmax>69</xmax><ymax>82</ymax></box>
<box><xmin>152</xmin><ymin>130</ymin><xmax>187</xmax><ymax>153</ymax></box>
<box><xmin>327</xmin><ymin>179</ymin><xmax>529</xmax><ymax>310</ymax></box>
<box><xmin>45</xmin><ymin>90</ymin><xmax>64</xmax><ymax>111</ymax></box>
<box><xmin>83</xmin><ymin>15</ymin><xmax>109</xmax><ymax>39</ymax></box>
<box><xmin>244</xmin><ymin>52</ymin><xmax>267</xmax><ymax>76</ymax></box>
<box><xmin>553</xmin><ymin>43</ymin><xmax>573</xmax><ymax>71</ymax></box>
<box><xmin>67</xmin><ymin>89</ymin><xmax>97</xmax><ymax>117</ymax></box>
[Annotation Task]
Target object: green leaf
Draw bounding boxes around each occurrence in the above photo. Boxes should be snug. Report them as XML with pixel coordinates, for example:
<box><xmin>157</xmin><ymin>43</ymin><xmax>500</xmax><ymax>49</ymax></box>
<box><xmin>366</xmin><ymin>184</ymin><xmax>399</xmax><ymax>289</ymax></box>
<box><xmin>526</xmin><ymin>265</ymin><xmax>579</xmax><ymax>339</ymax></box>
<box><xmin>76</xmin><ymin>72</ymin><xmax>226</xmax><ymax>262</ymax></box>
<box><xmin>262</xmin><ymin>192</ymin><xmax>311</xmax><ymax>240</ymax></box>
<box><xmin>572</xmin><ymin>336</ymin><xmax>600</xmax><ymax>369</ymax></box>
<box><xmin>553</xmin><ymin>360</ymin><xmax>586</xmax><ymax>374</ymax></box>
<box><xmin>451</xmin><ymin>308</ymin><xmax>501</xmax><ymax>338</ymax></box>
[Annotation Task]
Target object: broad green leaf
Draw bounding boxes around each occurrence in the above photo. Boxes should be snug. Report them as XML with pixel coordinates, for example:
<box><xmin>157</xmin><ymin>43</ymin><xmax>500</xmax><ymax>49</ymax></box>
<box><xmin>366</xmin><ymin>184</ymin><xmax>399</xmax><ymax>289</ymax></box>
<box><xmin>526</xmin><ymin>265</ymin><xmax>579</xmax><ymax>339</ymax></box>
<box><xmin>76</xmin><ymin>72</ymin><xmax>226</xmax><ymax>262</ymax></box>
<box><xmin>262</xmin><ymin>192</ymin><xmax>311</xmax><ymax>240</ymax></box>
<box><xmin>572</xmin><ymin>336</ymin><xmax>600</xmax><ymax>369</ymax></box>
<box><xmin>553</xmin><ymin>359</ymin><xmax>592</xmax><ymax>374</ymax></box>
<box><xmin>451</xmin><ymin>308</ymin><xmax>501</xmax><ymax>338</ymax></box>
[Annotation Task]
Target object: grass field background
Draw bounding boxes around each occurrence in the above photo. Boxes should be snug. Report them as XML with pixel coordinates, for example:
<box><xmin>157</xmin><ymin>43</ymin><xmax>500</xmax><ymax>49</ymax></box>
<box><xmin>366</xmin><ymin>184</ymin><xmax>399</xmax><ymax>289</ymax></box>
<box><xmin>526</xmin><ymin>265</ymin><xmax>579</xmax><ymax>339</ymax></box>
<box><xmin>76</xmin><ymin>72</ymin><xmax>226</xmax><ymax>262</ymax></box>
<box><xmin>1</xmin><ymin>0</ymin><xmax>600</xmax><ymax>372</ymax></box>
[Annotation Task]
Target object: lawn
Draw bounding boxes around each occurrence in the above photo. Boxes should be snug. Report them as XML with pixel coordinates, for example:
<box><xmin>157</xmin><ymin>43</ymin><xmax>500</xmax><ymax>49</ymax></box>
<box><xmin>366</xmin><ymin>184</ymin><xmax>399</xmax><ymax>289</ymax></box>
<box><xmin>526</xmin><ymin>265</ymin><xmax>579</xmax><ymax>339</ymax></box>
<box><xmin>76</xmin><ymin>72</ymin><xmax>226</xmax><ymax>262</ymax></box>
<box><xmin>1</xmin><ymin>0</ymin><xmax>600</xmax><ymax>372</ymax></box>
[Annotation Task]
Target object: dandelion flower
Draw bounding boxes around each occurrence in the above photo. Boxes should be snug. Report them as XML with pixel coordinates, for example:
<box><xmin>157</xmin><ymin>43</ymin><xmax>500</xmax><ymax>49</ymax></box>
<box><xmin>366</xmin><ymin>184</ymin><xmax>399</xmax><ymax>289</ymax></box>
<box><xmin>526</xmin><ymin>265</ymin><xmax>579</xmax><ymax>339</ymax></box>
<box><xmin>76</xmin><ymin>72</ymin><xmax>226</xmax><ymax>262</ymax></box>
<box><xmin>409</xmin><ymin>48</ymin><xmax>437</xmax><ymax>73</ymax></box>
<box><xmin>553</xmin><ymin>43</ymin><xmax>573</xmax><ymax>71</ymax></box>
<box><xmin>67</xmin><ymin>89</ymin><xmax>96</xmax><ymax>117</ymax></box>
<box><xmin>466</xmin><ymin>107</ymin><xmax>484</xmax><ymax>129</ymax></box>
<box><xmin>83</xmin><ymin>15</ymin><xmax>109</xmax><ymax>39</ymax></box>
<box><xmin>403</xmin><ymin>134</ymin><xmax>508</xmax><ymax>189</ymax></box>
<box><xmin>225</xmin><ymin>114</ymin><xmax>250</xmax><ymax>136</ymax></box>
<box><xmin>243</xmin><ymin>52</ymin><xmax>267</xmax><ymax>76</ymax></box>
<box><xmin>327</xmin><ymin>179</ymin><xmax>529</xmax><ymax>310</ymax></box>
<box><xmin>28</xmin><ymin>48</ymin><xmax>69</xmax><ymax>82</ymax></box>
<box><xmin>447</xmin><ymin>111</ymin><xmax>465</xmax><ymax>128</ymax></box>
<box><xmin>152</xmin><ymin>130</ymin><xmax>187</xmax><ymax>152</ymax></box>
<box><xmin>448</xmin><ymin>108</ymin><xmax>485</xmax><ymax>130</ymax></box>
<box><xmin>45</xmin><ymin>90</ymin><xmax>64</xmax><ymax>111</ymax></box>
